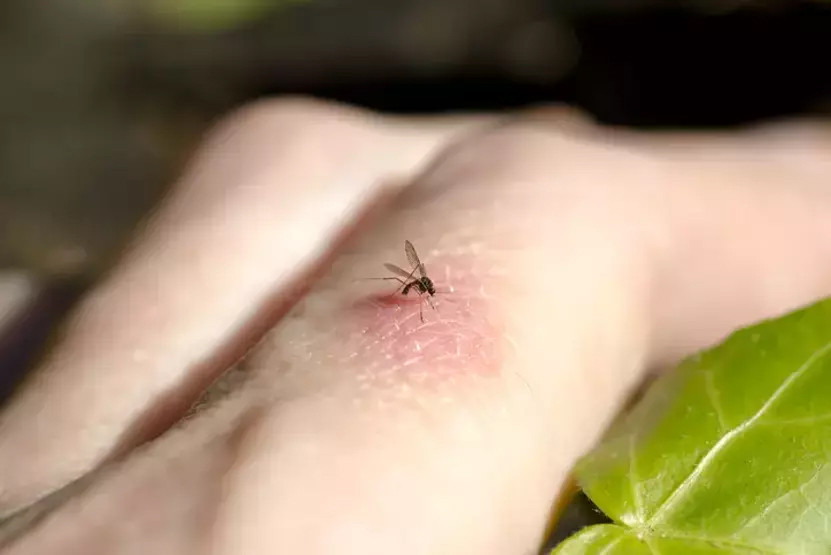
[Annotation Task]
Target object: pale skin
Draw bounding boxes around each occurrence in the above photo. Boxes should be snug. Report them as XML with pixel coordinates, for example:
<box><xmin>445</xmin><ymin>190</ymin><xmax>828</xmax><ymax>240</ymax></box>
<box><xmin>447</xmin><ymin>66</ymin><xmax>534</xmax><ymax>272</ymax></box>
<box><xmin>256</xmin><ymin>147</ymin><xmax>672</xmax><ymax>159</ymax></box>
<box><xmin>0</xmin><ymin>98</ymin><xmax>830</xmax><ymax>554</ymax></box>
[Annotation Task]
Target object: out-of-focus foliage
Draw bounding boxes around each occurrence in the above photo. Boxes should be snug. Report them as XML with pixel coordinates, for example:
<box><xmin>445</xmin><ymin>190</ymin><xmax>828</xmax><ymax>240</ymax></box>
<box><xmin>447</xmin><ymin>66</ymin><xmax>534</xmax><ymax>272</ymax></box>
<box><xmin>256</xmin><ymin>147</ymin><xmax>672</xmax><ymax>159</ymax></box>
<box><xmin>2</xmin><ymin>0</ymin><xmax>828</xmax><ymax>281</ymax></box>
<box><xmin>145</xmin><ymin>0</ymin><xmax>305</xmax><ymax>31</ymax></box>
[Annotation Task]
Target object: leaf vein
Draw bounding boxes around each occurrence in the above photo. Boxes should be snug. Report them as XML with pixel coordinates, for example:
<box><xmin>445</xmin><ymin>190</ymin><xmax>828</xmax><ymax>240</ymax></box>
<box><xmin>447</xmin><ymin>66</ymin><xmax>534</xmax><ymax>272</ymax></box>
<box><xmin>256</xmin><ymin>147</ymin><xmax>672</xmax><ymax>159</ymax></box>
<box><xmin>704</xmin><ymin>368</ymin><xmax>728</xmax><ymax>432</ymax></box>
<box><xmin>739</xmin><ymin>464</ymin><xmax>825</xmax><ymax>533</ymax></box>
<box><xmin>760</xmin><ymin>413</ymin><xmax>831</xmax><ymax>426</ymax></box>
<box><xmin>643</xmin><ymin>528</ymin><xmax>784</xmax><ymax>553</ymax></box>
<box><xmin>598</xmin><ymin>534</ymin><xmax>624</xmax><ymax>555</ymax></box>
<box><xmin>629</xmin><ymin>435</ymin><xmax>644</xmax><ymax>524</ymax></box>
<box><xmin>645</xmin><ymin>339</ymin><xmax>831</xmax><ymax>526</ymax></box>
<box><xmin>643</xmin><ymin>536</ymin><xmax>662</xmax><ymax>555</ymax></box>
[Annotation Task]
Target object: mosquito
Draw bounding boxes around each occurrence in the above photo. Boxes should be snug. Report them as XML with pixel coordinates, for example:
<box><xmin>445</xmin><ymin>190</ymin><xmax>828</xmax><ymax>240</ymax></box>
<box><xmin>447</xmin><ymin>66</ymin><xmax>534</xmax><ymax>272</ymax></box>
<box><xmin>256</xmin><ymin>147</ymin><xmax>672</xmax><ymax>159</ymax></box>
<box><xmin>371</xmin><ymin>240</ymin><xmax>438</xmax><ymax>322</ymax></box>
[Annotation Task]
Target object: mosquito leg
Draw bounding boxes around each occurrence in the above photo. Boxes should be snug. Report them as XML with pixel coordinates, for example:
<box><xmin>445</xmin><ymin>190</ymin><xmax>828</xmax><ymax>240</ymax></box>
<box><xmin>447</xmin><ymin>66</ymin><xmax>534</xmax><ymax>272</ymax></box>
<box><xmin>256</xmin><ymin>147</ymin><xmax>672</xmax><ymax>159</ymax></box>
<box><xmin>388</xmin><ymin>277</ymin><xmax>407</xmax><ymax>289</ymax></box>
<box><xmin>394</xmin><ymin>266</ymin><xmax>420</xmax><ymax>295</ymax></box>
<box><xmin>396</xmin><ymin>279</ymin><xmax>415</xmax><ymax>295</ymax></box>
<box><xmin>374</xmin><ymin>277</ymin><xmax>406</xmax><ymax>284</ymax></box>
<box><xmin>364</xmin><ymin>277</ymin><xmax>406</xmax><ymax>284</ymax></box>
<box><xmin>366</xmin><ymin>277</ymin><xmax>409</xmax><ymax>293</ymax></box>
<box><xmin>383</xmin><ymin>276</ymin><xmax>411</xmax><ymax>295</ymax></box>
<box><xmin>408</xmin><ymin>288</ymin><xmax>426</xmax><ymax>322</ymax></box>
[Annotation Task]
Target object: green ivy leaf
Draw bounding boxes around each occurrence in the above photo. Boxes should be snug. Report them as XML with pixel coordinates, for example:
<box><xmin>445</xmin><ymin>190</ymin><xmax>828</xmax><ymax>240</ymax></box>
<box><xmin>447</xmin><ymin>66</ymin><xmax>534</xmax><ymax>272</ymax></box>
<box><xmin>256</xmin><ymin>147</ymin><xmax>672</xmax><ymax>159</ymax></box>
<box><xmin>554</xmin><ymin>299</ymin><xmax>831</xmax><ymax>554</ymax></box>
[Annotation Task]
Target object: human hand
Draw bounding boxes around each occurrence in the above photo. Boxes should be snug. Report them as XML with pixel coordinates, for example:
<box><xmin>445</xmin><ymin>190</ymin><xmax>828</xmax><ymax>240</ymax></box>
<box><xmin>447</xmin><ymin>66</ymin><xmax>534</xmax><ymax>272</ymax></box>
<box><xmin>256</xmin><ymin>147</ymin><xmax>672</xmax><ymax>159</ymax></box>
<box><xmin>1</xmin><ymin>98</ymin><xmax>830</xmax><ymax>554</ymax></box>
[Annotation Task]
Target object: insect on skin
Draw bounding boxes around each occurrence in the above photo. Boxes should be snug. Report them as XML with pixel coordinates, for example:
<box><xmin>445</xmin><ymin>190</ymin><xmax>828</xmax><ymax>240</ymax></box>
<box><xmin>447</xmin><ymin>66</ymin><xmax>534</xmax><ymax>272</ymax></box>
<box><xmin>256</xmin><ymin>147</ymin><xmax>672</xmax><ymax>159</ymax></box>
<box><xmin>370</xmin><ymin>240</ymin><xmax>438</xmax><ymax>322</ymax></box>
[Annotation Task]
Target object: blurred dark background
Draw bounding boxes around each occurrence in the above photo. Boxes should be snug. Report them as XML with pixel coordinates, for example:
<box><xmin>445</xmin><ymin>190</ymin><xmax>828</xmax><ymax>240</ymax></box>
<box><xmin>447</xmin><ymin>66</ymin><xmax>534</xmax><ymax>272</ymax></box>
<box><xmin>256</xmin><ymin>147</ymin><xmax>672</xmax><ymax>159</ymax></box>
<box><xmin>2</xmin><ymin>0</ymin><xmax>829</xmax><ymax>282</ymax></box>
<box><xmin>0</xmin><ymin>0</ymin><xmax>829</xmax><ymax>547</ymax></box>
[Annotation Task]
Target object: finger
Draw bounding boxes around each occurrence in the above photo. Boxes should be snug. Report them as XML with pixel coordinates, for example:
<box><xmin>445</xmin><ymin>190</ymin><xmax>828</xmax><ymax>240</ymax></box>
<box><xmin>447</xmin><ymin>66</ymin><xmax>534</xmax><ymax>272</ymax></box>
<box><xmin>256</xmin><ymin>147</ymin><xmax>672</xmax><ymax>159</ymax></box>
<box><xmin>0</xmin><ymin>389</ymin><xmax>256</xmax><ymax>554</ymax></box>
<box><xmin>208</xmin><ymin>124</ymin><xmax>657</xmax><ymax>554</ymax></box>
<box><xmin>0</xmin><ymin>97</ymin><xmax>491</xmax><ymax>515</ymax></box>
<box><xmin>2</xmin><ymin>118</ymin><xmax>647</xmax><ymax>555</ymax></box>
<box><xmin>9</xmin><ymin>114</ymin><xmax>830</xmax><ymax>555</ymax></box>
<box><xmin>504</xmin><ymin>117</ymin><xmax>831</xmax><ymax>367</ymax></box>
<box><xmin>210</xmin><ymin>120</ymin><xmax>831</xmax><ymax>554</ymax></box>
<box><xmin>630</xmin><ymin>121</ymin><xmax>831</xmax><ymax>366</ymax></box>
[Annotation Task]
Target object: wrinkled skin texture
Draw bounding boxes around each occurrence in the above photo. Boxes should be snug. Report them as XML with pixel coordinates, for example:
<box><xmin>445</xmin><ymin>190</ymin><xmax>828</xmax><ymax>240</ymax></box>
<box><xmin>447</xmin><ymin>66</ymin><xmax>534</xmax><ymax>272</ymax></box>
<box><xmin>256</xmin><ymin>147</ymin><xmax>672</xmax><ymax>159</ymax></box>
<box><xmin>0</xmin><ymin>98</ymin><xmax>830</xmax><ymax>555</ymax></box>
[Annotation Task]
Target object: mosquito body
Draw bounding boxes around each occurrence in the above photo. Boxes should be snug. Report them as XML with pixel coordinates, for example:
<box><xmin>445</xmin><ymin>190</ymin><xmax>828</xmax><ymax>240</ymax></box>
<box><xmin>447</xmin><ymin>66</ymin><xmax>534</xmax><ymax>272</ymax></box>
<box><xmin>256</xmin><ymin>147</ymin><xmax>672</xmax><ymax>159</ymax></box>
<box><xmin>402</xmin><ymin>277</ymin><xmax>435</xmax><ymax>296</ymax></box>
<box><xmin>372</xmin><ymin>240</ymin><xmax>438</xmax><ymax>322</ymax></box>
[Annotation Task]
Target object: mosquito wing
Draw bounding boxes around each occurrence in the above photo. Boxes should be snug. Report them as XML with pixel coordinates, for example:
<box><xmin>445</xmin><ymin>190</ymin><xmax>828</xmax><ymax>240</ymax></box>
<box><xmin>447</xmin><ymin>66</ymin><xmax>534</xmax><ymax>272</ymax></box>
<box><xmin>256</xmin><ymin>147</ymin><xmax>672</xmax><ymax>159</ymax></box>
<box><xmin>384</xmin><ymin>263</ymin><xmax>415</xmax><ymax>279</ymax></box>
<box><xmin>404</xmin><ymin>240</ymin><xmax>427</xmax><ymax>277</ymax></box>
